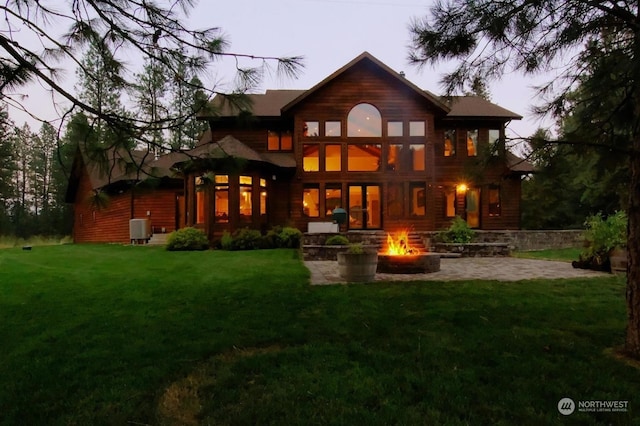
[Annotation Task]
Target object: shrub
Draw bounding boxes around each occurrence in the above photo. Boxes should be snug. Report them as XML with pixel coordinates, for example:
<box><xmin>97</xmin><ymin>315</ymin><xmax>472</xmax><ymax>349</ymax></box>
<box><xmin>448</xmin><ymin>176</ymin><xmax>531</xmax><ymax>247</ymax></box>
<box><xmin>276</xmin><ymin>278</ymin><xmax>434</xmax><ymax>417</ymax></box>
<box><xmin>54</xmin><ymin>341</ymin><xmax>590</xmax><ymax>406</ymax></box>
<box><xmin>581</xmin><ymin>211</ymin><xmax>627</xmax><ymax>265</ymax></box>
<box><xmin>219</xmin><ymin>228</ymin><xmax>263</xmax><ymax>251</ymax></box>
<box><xmin>347</xmin><ymin>242</ymin><xmax>365</xmax><ymax>254</ymax></box>
<box><xmin>277</xmin><ymin>227</ymin><xmax>303</xmax><ymax>248</ymax></box>
<box><xmin>438</xmin><ymin>216</ymin><xmax>475</xmax><ymax>243</ymax></box>
<box><xmin>264</xmin><ymin>226</ymin><xmax>283</xmax><ymax>249</ymax></box>
<box><xmin>325</xmin><ymin>235</ymin><xmax>349</xmax><ymax>245</ymax></box>
<box><xmin>220</xmin><ymin>230</ymin><xmax>234</xmax><ymax>250</ymax></box>
<box><xmin>166</xmin><ymin>227</ymin><xmax>209</xmax><ymax>251</ymax></box>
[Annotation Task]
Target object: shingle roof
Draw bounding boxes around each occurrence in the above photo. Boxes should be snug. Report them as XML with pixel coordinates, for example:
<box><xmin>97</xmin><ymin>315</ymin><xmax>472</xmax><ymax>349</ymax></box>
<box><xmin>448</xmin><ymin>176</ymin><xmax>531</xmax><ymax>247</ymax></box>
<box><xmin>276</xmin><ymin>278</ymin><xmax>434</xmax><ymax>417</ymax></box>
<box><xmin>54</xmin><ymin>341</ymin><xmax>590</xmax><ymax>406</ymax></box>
<box><xmin>446</xmin><ymin>96</ymin><xmax>522</xmax><ymax>120</ymax></box>
<box><xmin>204</xmin><ymin>52</ymin><xmax>521</xmax><ymax>120</ymax></box>
<box><xmin>506</xmin><ymin>151</ymin><xmax>536</xmax><ymax>173</ymax></box>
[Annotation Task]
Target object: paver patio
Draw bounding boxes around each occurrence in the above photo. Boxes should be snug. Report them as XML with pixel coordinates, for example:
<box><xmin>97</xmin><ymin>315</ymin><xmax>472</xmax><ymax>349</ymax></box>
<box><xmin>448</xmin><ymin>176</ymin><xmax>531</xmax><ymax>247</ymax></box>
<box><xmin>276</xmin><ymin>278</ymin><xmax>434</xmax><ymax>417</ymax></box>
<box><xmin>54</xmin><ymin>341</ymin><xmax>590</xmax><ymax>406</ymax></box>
<box><xmin>305</xmin><ymin>257</ymin><xmax>612</xmax><ymax>285</ymax></box>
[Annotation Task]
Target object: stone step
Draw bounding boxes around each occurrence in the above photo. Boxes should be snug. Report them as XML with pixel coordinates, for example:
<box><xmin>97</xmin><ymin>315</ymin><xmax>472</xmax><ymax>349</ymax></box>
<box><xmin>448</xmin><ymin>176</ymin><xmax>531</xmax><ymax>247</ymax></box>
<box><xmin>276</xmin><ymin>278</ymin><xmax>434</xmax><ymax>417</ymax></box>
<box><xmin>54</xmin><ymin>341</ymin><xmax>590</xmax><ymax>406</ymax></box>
<box><xmin>147</xmin><ymin>233</ymin><xmax>169</xmax><ymax>246</ymax></box>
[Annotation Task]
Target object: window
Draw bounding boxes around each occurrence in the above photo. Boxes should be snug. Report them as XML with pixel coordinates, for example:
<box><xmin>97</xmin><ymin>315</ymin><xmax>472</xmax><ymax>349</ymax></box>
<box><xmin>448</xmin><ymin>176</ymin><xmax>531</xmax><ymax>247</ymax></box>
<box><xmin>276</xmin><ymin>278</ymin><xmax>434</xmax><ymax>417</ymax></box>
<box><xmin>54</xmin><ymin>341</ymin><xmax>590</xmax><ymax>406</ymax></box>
<box><xmin>303</xmin><ymin>144</ymin><xmax>319</xmax><ymax>172</ymax></box>
<box><xmin>325</xmin><ymin>121</ymin><xmax>341</xmax><ymax>137</ymax></box>
<box><xmin>347</xmin><ymin>103</ymin><xmax>382</xmax><ymax>137</ymax></box>
<box><xmin>214</xmin><ymin>175</ymin><xmax>228</xmax><ymax>223</ymax></box>
<box><xmin>325</xmin><ymin>144</ymin><xmax>342</xmax><ymax>171</ymax></box>
<box><xmin>387</xmin><ymin>121</ymin><xmax>403</xmax><ymax>137</ymax></box>
<box><xmin>489</xmin><ymin>185</ymin><xmax>501</xmax><ymax>216</ymax></box>
<box><xmin>445</xmin><ymin>189</ymin><xmax>456</xmax><ymax>217</ymax></box>
<box><xmin>489</xmin><ymin>129</ymin><xmax>500</xmax><ymax>156</ymax></box>
<box><xmin>347</xmin><ymin>144</ymin><xmax>381</xmax><ymax>171</ymax></box>
<box><xmin>386</xmin><ymin>144</ymin><xmax>403</xmax><ymax>171</ymax></box>
<box><xmin>195</xmin><ymin>176</ymin><xmax>205</xmax><ymax>224</ymax></box>
<box><xmin>444</xmin><ymin>129</ymin><xmax>456</xmax><ymax>157</ymax></box>
<box><xmin>325</xmin><ymin>186</ymin><xmax>342</xmax><ymax>215</ymax></box>
<box><xmin>410</xmin><ymin>121</ymin><xmax>426</xmax><ymax>137</ymax></box>
<box><xmin>387</xmin><ymin>183</ymin><xmax>404</xmax><ymax>218</ymax></box>
<box><xmin>303</xmin><ymin>121</ymin><xmax>319</xmax><ymax>137</ymax></box>
<box><xmin>260</xmin><ymin>178</ymin><xmax>267</xmax><ymax>216</ymax></box>
<box><xmin>467</xmin><ymin>129</ymin><xmax>478</xmax><ymax>156</ymax></box>
<box><xmin>303</xmin><ymin>186</ymin><xmax>320</xmax><ymax>217</ymax></box>
<box><xmin>239</xmin><ymin>176</ymin><xmax>252</xmax><ymax>221</ymax></box>
<box><xmin>268</xmin><ymin>130</ymin><xmax>292</xmax><ymax>150</ymax></box>
<box><xmin>410</xmin><ymin>144</ymin><xmax>425</xmax><ymax>171</ymax></box>
<box><xmin>410</xmin><ymin>183</ymin><xmax>426</xmax><ymax>216</ymax></box>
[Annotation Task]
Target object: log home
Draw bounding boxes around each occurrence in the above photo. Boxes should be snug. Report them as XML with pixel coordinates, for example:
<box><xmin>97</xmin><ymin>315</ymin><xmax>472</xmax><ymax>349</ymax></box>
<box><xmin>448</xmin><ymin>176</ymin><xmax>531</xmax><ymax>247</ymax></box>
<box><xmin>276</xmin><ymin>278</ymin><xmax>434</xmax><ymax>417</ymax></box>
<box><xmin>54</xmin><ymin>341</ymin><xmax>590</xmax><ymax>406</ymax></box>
<box><xmin>67</xmin><ymin>52</ymin><xmax>533</xmax><ymax>243</ymax></box>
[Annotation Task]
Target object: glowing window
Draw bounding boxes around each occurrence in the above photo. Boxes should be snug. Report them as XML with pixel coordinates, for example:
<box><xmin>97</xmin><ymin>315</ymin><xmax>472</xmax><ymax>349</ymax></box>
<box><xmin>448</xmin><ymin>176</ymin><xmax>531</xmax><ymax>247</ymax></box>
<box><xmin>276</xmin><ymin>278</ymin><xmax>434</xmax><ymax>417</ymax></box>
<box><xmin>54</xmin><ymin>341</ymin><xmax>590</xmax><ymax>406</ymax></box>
<box><xmin>467</xmin><ymin>129</ymin><xmax>478</xmax><ymax>156</ymax></box>
<box><xmin>410</xmin><ymin>144</ymin><xmax>425</xmax><ymax>171</ymax></box>
<box><xmin>195</xmin><ymin>176</ymin><xmax>205</xmax><ymax>224</ymax></box>
<box><xmin>444</xmin><ymin>129</ymin><xmax>456</xmax><ymax>157</ymax></box>
<box><xmin>410</xmin><ymin>183</ymin><xmax>426</xmax><ymax>216</ymax></box>
<box><xmin>239</xmin><ymin>176</ymin><xmax>252</xmax><ymax>221</ymax></box>
<box><xmin>387</xmin><ymin>144</ymin><xmax>403</xmax><ymax>171</ymax></box>
<box><xmin>347</xmin><ymin>144</ymin><xmax>381</xmax><ymax>171</ymax></box>
<box><xmin>303</xmin><ymin>186</ymin><xmax>320</xmax><ymax>217</ymax></box>
<box><xmin>303</xmin><ymin>144</ymin><xmax>319</xmax><ymax>172</ymax></box>
<box><xmin>214</xmin><ymin>175</ymin><xmax>228</xmax><ymax>223</ymax></box>
<box><xmin>347</xmin><ymin>103</ymin><xmax>381</xmax><ymax>137</ymax></box>
<box><xmin>445</xmin><ymin>189</ymin><xmax>456</xmax><ymax>217</ymax></box>
<box><xmin>268</xmin><ymin>130</ymin><xmax>292</xmax><ymax>151</ymax></box>
<box><xmin>325</xmin><ymin>186</ymin><xmax>342</xmax><ymax>216</ymax></box>
<box><xmin>325</xmin><ymin>144</ymin><xmax>341</xmax><ymax>171</ymax></box>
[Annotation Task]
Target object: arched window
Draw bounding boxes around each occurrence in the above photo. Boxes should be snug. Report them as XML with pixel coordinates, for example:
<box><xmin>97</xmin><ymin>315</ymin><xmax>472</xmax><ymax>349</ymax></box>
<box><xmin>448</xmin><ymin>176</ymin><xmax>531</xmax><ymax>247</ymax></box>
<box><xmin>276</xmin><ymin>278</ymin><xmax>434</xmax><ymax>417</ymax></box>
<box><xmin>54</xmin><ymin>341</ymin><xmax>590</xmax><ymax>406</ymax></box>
<box><xmin>347</xmin><ymin>103</ymin><xmax>381</xmax><ymax>137</ymax></box>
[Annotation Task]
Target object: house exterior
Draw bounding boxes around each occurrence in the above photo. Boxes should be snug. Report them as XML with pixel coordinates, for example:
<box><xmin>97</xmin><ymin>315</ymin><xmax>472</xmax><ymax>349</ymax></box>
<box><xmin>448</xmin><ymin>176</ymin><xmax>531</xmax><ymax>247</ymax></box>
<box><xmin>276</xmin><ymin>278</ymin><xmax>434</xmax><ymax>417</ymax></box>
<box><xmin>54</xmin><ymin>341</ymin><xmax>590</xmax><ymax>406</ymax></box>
<box><xmin>67</xmin><ymin>52</ymin><xmax>533</xmax><ymax>244</ymax></box>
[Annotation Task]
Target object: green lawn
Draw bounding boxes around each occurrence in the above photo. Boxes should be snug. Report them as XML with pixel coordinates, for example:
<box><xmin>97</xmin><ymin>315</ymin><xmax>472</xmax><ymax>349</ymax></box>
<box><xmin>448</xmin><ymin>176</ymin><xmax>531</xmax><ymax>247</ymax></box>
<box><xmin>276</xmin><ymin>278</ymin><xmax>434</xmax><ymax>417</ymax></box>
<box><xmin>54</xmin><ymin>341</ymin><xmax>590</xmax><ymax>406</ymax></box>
<box><xmin>0</xmin><ymin>245</ymin><xmax>636</xmax><ymax>425</ymax></box>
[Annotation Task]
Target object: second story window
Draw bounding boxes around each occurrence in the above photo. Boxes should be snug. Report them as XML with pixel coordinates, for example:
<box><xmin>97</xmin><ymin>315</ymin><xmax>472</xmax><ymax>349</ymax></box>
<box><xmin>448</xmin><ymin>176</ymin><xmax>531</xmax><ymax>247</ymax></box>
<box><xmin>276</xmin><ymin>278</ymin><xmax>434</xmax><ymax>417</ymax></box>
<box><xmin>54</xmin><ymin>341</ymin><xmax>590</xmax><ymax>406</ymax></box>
<box><xmin>348</xmin><ymin>103</ymin><xmax>382</xmax><ymax>137</ymax></box>
<box><xmin>303</xmin><ymin>121</ymin><xmax>319</xmax><ymax>137</ymax></box>
<box><xmin>268</xmin><ymin>130</ymin><xmax>292</xmax><ymax>151</ymax></box>
<box><xmin>467</xmin><ymin>129</ymin><xmax>478</xmax><ymax>156</ymax></box>
<box><xmin>444</xmin><ymin>129</ymin><xmax>456</xmax><ymax>157</ymax></box>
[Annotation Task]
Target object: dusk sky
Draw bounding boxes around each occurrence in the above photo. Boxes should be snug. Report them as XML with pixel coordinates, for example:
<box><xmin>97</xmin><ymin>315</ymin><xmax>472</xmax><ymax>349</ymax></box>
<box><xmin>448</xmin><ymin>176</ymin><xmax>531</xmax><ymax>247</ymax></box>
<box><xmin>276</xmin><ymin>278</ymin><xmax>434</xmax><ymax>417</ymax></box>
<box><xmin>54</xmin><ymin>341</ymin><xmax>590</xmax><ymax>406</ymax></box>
<box><xmin>9</xmin><ymin>0</ymin><xmax>556</xmax><ymax>143</ymax></box>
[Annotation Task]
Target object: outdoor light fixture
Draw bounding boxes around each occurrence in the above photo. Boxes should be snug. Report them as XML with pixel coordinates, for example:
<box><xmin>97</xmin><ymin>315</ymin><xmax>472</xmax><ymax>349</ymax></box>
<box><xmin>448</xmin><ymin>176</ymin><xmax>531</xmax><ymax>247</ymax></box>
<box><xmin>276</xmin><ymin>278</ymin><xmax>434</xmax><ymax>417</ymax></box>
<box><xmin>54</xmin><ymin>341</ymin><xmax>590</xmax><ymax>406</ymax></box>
<box><xmin>457</xmin><ymin>183</ymin><xmax>468</xmax><ymax>193</ymax></box>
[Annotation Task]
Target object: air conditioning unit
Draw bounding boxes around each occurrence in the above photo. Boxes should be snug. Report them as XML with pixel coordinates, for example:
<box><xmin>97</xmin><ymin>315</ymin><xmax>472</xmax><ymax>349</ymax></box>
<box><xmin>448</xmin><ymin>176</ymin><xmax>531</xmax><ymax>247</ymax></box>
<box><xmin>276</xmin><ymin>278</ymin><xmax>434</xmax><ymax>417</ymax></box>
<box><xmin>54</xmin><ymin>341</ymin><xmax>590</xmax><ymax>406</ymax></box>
<box><xmin>130</xmin><ymin>219</ymin><xmax>151</xmax><ymax>241</ymax></box>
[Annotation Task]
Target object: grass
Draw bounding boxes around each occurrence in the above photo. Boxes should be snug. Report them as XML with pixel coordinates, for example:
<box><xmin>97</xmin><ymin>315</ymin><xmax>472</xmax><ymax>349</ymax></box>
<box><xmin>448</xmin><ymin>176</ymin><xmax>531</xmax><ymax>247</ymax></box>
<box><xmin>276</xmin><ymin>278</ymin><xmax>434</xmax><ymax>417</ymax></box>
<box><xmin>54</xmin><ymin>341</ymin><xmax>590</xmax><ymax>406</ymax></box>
<box><xmin>0</xmin><ymin>244</ymin><xmax>636</xmax><ymax>425</ymax></box>
<box><xmin>513</xmin><ymin>247</ymin><xmax>582</xmax><ymax>262</ymax></box>
<box><xmin>0</xmin><ymin>234</ymin><xmax>72</xmax><ymax>249</ymax></box>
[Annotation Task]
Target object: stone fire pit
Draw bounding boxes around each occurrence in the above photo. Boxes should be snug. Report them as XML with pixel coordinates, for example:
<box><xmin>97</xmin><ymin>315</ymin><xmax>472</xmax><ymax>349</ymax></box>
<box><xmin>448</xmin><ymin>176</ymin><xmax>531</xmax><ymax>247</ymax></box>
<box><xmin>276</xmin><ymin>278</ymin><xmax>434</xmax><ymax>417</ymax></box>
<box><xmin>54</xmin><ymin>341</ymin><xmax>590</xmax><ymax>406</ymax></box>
<box><xmin>377</xmin><ymin>253</ymin><xmax>441</xmax><ymax>274</ymax></box>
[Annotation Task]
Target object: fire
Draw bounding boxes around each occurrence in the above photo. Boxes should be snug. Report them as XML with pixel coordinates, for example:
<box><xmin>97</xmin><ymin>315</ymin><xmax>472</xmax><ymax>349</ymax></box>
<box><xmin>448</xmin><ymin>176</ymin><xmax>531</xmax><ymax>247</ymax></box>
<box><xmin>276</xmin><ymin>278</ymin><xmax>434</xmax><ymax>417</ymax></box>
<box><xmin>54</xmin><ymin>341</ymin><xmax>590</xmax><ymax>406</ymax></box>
<box><xmin>386</xmin><ymin>230</ymin><xmax>419</xmax><ymax>255</ymax></box>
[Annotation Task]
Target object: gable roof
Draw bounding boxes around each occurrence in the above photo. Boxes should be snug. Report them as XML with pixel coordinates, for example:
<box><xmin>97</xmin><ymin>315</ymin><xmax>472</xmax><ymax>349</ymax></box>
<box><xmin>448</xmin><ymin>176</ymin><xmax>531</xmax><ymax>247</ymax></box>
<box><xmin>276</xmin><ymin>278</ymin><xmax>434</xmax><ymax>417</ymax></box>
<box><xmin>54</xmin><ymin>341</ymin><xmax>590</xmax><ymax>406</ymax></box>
<box><xmin>282</xmin><ymin>51</ymin><xmax>451</xmax><ymax>113</ymax></box>
<box><xmin>205</xmin><ymin>52</ymin><xmax>521</xmax><ymax>121</ymax></box>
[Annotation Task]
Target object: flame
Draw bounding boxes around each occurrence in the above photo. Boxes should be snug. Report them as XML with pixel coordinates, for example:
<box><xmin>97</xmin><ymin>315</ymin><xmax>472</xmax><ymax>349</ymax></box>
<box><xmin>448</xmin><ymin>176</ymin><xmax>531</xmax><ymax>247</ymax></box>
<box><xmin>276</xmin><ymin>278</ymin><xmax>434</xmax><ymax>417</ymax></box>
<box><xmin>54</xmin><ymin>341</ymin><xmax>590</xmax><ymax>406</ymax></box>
<box><xmin>386</xmin><ymin>230</ymin><xmax>419</xmax><ymax>255</ymax></box>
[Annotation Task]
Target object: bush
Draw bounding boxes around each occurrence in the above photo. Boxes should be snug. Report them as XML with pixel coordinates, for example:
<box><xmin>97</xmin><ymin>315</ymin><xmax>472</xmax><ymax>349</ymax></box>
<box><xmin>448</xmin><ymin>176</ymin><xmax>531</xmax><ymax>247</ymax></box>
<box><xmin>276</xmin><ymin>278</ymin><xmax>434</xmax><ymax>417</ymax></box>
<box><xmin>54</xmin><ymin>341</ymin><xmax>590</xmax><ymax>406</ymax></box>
<box><xmin>438</xmin><ymin>216</ymin><xmax>475</xmax><ymax>243</ymax></box>
<box><xmin>277</xmin><ymin>227</ymin><xmax>303</xmax><ymax>248</ymax></box>
<box><xmin>325</xmin><ymin>235</ymin><xmax>349</xmax><ymax>245</ymax></box>
<box><xmin>581</xmin><ymin>211</ymin><xmax>627</xmax><ymax>265</ymax></box>
<box><xmin>220</xmin><ymin>228</ymin><xmax>263</xmax><ymax>251</ymax></box>
<box><xmin>166</xmin><ymin>227</ymin><xmax>209</xmax><ymax>251</ymax></box>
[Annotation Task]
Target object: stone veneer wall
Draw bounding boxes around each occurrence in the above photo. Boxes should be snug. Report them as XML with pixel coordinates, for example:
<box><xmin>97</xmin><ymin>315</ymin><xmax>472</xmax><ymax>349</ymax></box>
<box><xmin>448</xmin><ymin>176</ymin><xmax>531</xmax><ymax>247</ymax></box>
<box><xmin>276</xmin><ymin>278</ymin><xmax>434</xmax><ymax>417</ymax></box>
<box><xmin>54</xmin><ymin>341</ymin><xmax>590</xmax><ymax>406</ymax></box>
<box><xmin>304</xmin><ymin>230</ymin><xmax>584</xmax><ymax>253</ymax></box>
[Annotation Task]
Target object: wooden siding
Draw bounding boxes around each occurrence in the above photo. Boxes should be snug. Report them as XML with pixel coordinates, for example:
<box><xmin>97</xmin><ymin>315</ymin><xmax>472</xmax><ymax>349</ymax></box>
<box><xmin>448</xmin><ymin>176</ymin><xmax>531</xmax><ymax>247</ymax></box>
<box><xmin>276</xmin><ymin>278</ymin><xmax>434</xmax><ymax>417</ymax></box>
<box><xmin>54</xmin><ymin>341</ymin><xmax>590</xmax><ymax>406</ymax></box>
<box><xmin>73</xmin><ymin>165</ymin><xmax>179</xmax><ymax>243</ymax></box>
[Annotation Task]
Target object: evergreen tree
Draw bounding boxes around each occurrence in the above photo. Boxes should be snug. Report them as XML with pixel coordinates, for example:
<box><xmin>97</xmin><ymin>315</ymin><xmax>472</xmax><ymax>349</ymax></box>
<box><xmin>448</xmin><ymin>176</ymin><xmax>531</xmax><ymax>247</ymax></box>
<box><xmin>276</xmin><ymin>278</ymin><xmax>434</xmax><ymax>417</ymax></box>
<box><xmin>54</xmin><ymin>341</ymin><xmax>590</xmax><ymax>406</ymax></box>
<box><xmin>0</xmin><ymin>106</ymin><xmax>16</xmax><ymax>234</ymax></box>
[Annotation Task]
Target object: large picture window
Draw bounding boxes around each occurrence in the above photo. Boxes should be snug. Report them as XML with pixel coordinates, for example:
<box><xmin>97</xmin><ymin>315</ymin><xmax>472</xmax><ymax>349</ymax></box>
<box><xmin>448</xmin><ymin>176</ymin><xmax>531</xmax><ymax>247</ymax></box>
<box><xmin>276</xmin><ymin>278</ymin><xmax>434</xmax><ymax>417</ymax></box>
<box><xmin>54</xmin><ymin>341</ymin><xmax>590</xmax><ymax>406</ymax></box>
<box><xmin>347</xmin><ymin>144</ymin><xmax>381</xmax><ymax>171</ymax></box>
<box><xmin>239</xmin><ymin>176</ymin><xmax>252</xmax><ymax>221</ymax></box>
<box><xmin>410</xmin><ymin>144</ymin><xmax>425</xmax><ymax>171</ymax></box>
<box><xmin>303</xmin><ymin>186</ymin><xmax>320</xmax><ymax>217</ymax></box>
<box><xmin>214</xmin><ymin>175</ymin><xmax>229</xmax><ymax>223</ymax></box>
<box><xmin>386</xmin><ymin>144</ymin><xmax>403</xmax><ymax>171</ymax></box>
<box><xmin>347</xmin><ymin>103</ymin><xmax>381</xmax><ymax>137</ymax></box>
<box><xmin>303</xmin><ymin>144</ymin><xmax>319</xmax><ymax>172</ymax></box>
<box><xmin>325</xmin><ymin>186</ymin><xmax>342</xmax><ymax>216</ymax></box>
<box><xmin>325</xmin><ymin>144</ymin><xmax>341</xmax><ymax>171</ymax></box>
<box><xmin>410</xmin><ymin>182</ymin><xmax>426</xmax><ymax>216</ymax></box>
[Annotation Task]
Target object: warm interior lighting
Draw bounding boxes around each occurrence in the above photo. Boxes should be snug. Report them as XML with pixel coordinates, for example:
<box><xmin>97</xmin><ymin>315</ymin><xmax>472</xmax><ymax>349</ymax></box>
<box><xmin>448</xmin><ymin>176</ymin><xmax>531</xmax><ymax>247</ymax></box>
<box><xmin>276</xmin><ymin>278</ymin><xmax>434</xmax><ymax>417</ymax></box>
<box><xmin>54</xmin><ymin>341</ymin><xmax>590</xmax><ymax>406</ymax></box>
<box><xmin>386</xmin><ymin>230</ymin><xmax>419</xmax><ymax>256</ymax></box>
<box><xmin>457</xmin><ymin>183</ymin><xmax>468</xmax><ymax>193</ymax></box>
